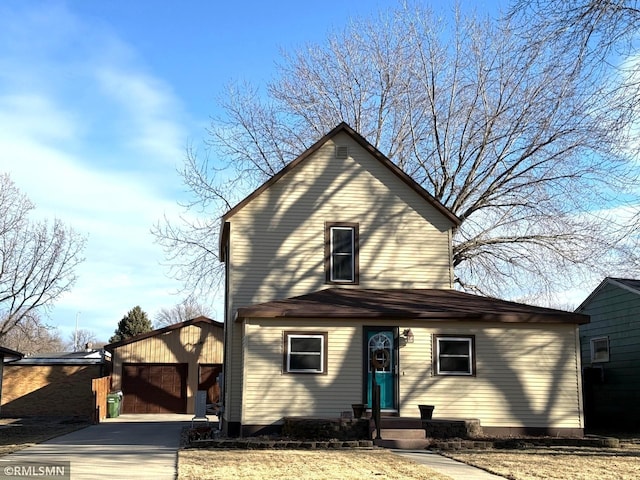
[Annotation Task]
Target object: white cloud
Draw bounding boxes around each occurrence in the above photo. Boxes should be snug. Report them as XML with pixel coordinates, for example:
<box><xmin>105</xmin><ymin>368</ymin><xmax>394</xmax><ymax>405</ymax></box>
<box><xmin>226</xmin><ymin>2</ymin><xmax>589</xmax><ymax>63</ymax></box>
<box><xmin>95</xmin><ymin>68</ymin><xmax>186</xmax><ymax>164</ymax></box>
<box><xmin>0</xmin><ymin>3</ymin><xmax>202</xmax><ymax>342</ymax></box>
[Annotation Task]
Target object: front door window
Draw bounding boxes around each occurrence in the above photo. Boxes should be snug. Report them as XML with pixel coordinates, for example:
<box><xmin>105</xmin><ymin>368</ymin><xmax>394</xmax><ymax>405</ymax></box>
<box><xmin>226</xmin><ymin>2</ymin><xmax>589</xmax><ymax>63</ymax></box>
<box><xmin>367</xmin><ymin>330</ymin><xmax>395</xmax><ymax>409</ymax></box>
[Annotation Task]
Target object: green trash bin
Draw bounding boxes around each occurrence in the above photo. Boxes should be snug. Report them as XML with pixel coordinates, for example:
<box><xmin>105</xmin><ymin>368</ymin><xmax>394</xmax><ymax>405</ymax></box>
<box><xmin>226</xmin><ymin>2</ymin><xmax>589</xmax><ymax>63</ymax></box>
<box><xmin>107</xmin><ymin>393</ymin><xmax>121</xmax><ymax>418</ymax></box>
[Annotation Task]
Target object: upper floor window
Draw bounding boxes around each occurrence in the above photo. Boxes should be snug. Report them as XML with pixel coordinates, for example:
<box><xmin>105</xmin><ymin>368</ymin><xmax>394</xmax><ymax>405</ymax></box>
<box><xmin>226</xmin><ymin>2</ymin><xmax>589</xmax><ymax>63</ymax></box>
<box><xmin>434</xmin><ymin>335</ymin><xmax>475</xmax><ymax>376</ymax></box>
<box><xmin>325</xmin><ymin>222</ymin><xmax>359</xmax><ymax>284</ymax></box>
<box><xmin>590</xmin><ymin>336</ymin><xmax>609</xmax><ymax>363</ymax></box>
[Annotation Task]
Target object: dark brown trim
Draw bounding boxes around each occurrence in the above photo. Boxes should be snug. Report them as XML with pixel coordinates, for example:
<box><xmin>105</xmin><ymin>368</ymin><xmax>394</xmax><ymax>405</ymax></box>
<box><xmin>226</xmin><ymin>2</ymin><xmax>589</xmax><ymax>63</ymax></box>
<box><xmin>225</xmin><ymin>421</ymin><xmax>242</xmax><ymax>437</ymax></box>
<box><xmin>0</xmin><ymin>346</ymin><xmax>23</xmax><ymax>361</ymax></box>
<box><xmin>324</xmin><ymin>222</ymin><xmax>359</xmax><ymax>285</ymax></box>
<box><xmin>433</xmin><ymin>334</ymin><xmax>477</xmax><ymax>377</ymax></box>
<box><xmin>236</xmin><ymin>288</ymin><xmax>590</xmax><ymax>325</ymax></box>
<box><xmin>229</xmin><ymin>423</ymin><xmax>586</xmax><ymax>439</ymax></box>
<box><xmin>219</xmin><ymin>221</ymin><xmax>230</xmax><ymax>262</ymax></box>
<box><xmin>241</xmin><ymin>424</ymin><xmax>283</xmax><ymax>437</ymax></box>
<box><xmin>105</xmin><ymin>316</ymin><xmax>222</xmax><ymax>351</ymax></box>
<box><xmin>220</xmin><ymin>123</ymin><xmax>460</xmax><ymax>226</ymax></box>
<box><xmin>283</xmin><ymin>331</ymin><xmax>329</xmax><ymax>375</ymax></box>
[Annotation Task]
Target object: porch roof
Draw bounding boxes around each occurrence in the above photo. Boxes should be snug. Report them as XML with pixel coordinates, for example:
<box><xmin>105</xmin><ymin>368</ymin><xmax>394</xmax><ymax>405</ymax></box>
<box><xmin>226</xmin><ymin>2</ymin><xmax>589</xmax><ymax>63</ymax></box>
<box><xmin>236</xmin><ymin>288</ymin><xmax>589</xmax><ymax>325</ymax></box>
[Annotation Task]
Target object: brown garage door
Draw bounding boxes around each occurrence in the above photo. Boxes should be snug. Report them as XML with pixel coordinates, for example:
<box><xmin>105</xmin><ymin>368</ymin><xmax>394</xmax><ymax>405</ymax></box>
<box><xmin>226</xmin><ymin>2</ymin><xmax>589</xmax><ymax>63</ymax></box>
<box><xmin>121</xmin><ymin>363</ymin><xmax>187</xmax><ymax>414</ymax></box>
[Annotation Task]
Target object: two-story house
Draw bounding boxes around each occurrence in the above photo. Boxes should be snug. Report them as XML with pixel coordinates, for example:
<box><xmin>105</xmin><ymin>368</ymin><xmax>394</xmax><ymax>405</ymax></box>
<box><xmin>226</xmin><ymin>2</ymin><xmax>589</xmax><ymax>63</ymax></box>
<box><xmin>219</xmin><ymin>122</ymin><xmax>588</xmax><ymax>438</ymax></box>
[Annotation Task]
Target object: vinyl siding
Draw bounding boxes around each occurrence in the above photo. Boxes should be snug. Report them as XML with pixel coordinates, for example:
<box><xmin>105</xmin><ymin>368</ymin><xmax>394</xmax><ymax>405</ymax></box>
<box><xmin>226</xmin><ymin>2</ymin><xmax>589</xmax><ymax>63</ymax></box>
<box><xmin>579</xmin><ymin>282</ymin><xmax>640</xmax><ymax>426</ymax></box>
<box><xmin>225</xmin><ymin>132</ymin><xmax>456</xmax><ymax>423</ymax></box>
<box><xmin>401</xmin><ymin>322</ymin><xmax>583</xmax><ymax>428</ymax></box>
<box><xmin>110</xmin><ymin>323</ymin><xmax>223</xmax><ymax>413</ymax></box>
<box><xmin>242</xmin><ymin>321</ymin><xmax>362</xmax><ymax>422</ymax></box>
<box><xmin>227</xmin><ymin>132</ymin><xmax>454</xmax><ymax>311</ymax></box>
<box><xmin>242</xmin><ymin>319</ymin><xmax>583</xmax><ymax>429</ymax></box>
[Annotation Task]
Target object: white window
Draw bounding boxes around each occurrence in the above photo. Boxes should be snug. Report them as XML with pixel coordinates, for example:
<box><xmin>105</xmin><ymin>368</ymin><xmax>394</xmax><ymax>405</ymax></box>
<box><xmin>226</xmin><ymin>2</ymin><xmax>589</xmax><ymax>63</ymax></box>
<box><xmin>325</xmin><ymin>223</ymin><xmax>359</xmax><ymax>284</ymax></box>
<box><xmin>285</xmin><ymin>332</ymin><xmax>327</xmax><ymax>374</ymax></box>
<box><xmin>590</xmin><ymin>337</ymin><xmax>609</xmax><ymax>363</ymax></box>
<box><xmin>435</xmin><ymin>336</ymin><xmax>474</xmax><ymax>375</ymax></box>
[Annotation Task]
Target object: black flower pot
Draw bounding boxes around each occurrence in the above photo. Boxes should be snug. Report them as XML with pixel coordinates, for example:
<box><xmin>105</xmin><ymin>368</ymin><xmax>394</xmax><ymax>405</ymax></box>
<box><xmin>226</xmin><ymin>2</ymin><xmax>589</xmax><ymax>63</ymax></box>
<box><xmin>418</xmin><ymin>404</ymin><xmax>435</xmax><ymax>420</ymax></box>
<box><xmin>351</xmin><ymin>403</ymin><xmax>366</xmax><ymax>419</ymax></box>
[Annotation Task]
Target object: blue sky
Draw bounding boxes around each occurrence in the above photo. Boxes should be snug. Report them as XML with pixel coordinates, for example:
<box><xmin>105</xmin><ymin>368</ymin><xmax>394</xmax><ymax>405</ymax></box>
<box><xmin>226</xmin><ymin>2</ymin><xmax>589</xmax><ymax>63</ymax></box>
<box><xmin>0</xmin><ymin>0</ymin><xmax>505</xmax><ymax>343</ymax></box>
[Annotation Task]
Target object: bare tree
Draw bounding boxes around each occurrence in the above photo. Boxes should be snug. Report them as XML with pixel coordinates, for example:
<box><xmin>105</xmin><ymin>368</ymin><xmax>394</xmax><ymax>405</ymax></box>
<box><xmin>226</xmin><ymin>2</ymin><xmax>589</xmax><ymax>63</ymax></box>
<box><xmin>66</xmin><ymin>328</ymin><xmax>99</xmax><ymax>352</ymax></box>
<box><xmin>509</xmin><ymin>0</ymin><xmax>640</xmax><ymax>60</ymax></box>
<box><xmin>0</xmin><ymin>173</ymin><xmax>86</xmax><ymax>341</ymax></box>
<box><xmin>154</xmin><ymin>4</ymin><xmax>640</xmax><ymax>302</ymax></box>
<box><xmin>155</xmin><ymin>297</ymin><xmax>212</xmax><ymax>327</ymax></box>
<box><xmin>1</xmin><ymin>313</ymin><xmax>65</xmax><ymax>355</ymax></box>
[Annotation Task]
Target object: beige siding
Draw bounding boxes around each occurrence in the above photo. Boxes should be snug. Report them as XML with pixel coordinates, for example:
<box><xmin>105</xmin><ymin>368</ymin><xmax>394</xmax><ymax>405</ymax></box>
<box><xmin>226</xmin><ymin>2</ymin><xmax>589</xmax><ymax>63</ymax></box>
<box><xmin>241</xmin><ymin>319</ymin><xmax>583</xmax><ymax>430</ymax></box>
<box><xmin>228</xmin><ymin>132</ymin><xmax>454</xmax><ymax>314</ymax></box>
<box><xmin>111</xmin><ymin>323</ymin><xmax>223</xmax><ymax>413</ymax></box>
<box><xmin>225</xmin><ymin>132</ymin><xmax>455</xmax><ymax>423</ymax></box>
<box><xmin>400</xmin><ymin>322</ymin><xmax>583</xmax><ymax>428</ymax></box>
<box><xmin>242</xmin><ymin>320</ymin><xmax>363</xmax><ymax>423</ymax></box>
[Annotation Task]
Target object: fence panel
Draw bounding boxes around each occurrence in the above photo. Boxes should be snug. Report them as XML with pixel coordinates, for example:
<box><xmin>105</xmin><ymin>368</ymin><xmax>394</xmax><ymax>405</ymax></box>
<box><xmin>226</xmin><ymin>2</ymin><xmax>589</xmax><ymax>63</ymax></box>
<box><xmin>92</xmin><ymin>376</ymin><xmax>111</xmax><ymax>423</ymax></box>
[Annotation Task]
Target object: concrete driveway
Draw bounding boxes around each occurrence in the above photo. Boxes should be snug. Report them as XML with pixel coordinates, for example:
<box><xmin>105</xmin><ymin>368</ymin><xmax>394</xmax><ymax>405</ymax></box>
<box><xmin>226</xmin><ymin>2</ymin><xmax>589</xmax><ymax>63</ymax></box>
<box><xmin>0</xmin><ymin>414</ymin><xmax>192</xmax><ymax>480</ymax></box>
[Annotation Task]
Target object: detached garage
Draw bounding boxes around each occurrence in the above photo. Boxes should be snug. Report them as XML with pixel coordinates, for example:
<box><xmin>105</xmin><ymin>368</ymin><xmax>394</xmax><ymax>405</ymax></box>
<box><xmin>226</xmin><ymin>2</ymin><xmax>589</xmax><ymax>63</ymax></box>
<box><xmin>106</xmin><ymin>316</ymin><xmax>223</xmax><ymax>414</ymax></box>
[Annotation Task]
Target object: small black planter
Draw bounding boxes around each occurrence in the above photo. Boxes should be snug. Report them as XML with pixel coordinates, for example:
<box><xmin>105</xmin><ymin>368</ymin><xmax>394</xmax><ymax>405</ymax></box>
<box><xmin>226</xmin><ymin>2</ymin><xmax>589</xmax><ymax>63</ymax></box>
<box><xmin>351</xmin><ymin>403</ymin><xmax>366</xmax><ymax>419</ymax></box>
<box><xmin>418</xmin><ymin>404</ymin><xmax>435</xmax><ymax>420</ymax></box>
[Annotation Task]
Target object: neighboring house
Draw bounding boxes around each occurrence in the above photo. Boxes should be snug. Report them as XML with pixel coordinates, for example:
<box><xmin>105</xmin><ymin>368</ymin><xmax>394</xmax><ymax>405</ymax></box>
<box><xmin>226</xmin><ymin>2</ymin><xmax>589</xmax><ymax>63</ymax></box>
<box><xmin>0</xmin><ymin>346</ymin><xmax>23</xmax><ymax>416</ymax></box>
<box><xmin>1</xmin><ymin>349</ymin><xmax>108</xmax><ymax>419</ymax></box>
<box><xmin>106</xmin><ymin>316</ymin><xmax>223</xmax><ymax>415</ymax></box>
<box><xmin>219</xmin><ymin>122</ymin><xmax>589</xmax><ymax>437</ymax></box>
<box><xmin>576</xmin><ymin>277</ymin><xmax>640</xmax><ymax>429</ymax></box>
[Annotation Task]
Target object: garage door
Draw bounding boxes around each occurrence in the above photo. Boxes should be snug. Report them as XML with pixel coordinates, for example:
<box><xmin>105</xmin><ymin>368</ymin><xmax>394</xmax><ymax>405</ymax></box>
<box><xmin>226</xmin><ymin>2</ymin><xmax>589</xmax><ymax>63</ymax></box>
<box><xmin>121</xmin><ymin>363</ymin><xmax>187</xmax><ymax>414</ymax></box>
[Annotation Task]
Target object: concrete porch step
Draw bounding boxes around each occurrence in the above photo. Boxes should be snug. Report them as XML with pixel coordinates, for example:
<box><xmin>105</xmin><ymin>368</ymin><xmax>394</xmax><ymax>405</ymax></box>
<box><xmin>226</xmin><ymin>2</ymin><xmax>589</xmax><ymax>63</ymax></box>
<box><xmin>377</xmin><ymin>428</ymin><xmax>426</xmax><ymax>440</ymax></box>
<box><xmin>373</xmin><ymin>438</ymin><xmax>430</xmax><ymax>449</ymax></box>
<box><xmin>371</xmin><ymin>418</ymin><xmax>428</xmax><ymax>450</ymax></box>
<box><xmin>378</xmin><ymin>417</ymin><xmax>423</xmax><ymax>429</ymax></box>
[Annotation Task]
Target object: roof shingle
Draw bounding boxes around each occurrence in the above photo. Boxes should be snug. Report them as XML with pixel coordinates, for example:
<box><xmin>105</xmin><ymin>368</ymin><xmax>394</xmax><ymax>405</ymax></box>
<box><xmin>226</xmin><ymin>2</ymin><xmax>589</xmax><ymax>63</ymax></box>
<box><xmin>236</xmin><ymin>288</ymin><xmax>589</xmax><ymax>324</ymax></box>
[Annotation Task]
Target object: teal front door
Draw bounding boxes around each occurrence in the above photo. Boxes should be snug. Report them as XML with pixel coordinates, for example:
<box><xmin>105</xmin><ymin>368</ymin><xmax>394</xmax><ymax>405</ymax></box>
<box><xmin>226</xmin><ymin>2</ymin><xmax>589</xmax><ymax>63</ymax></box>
<box><xmin>366</xmin><ymin>329</ymin><xmax>396</xmax><ymax>410</ymax></box>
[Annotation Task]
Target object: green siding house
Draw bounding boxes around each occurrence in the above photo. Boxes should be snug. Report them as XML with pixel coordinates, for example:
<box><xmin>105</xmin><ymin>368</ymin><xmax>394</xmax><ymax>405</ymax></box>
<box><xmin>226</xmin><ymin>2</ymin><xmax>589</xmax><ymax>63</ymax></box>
<box><xmin>576</xmin><ymin>277</ymin><xmax>640</xmax><ymax>430</ymax></box>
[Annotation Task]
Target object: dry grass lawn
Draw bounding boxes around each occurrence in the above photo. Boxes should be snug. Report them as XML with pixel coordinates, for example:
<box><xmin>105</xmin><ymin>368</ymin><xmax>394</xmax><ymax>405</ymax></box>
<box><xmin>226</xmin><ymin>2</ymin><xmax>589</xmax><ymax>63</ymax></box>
<box><xmin>447</xmin><ymin>441</ymin><xmax>640</xmax><ymax>480</ymax></box>
<box><xmin>178</xmin><ymin>449</ymin><xmax>454</xmax><ymax>480</ymax></box>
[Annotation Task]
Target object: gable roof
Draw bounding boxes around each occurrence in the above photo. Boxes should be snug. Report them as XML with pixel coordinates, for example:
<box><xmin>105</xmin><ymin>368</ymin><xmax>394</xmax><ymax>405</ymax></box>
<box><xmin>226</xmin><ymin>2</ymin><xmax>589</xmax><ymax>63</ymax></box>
<box><xmin>104</xmin><ymin>316</ymin><xmax>222</xmax><ymax>351</ymax></box>
<box><xmin>236</xmin><ymin>288</ymin><xmax>589</xmax><ymax>325</ymax></box>
<box><xmin>576</xmin><ymin>277</ymin><xmax>640</xmax><ymax>312</ymax></box>
<box><xmin>219</xmin><ymin>122</ymin><xmax>460</xmax><ymax>259</ymax></box>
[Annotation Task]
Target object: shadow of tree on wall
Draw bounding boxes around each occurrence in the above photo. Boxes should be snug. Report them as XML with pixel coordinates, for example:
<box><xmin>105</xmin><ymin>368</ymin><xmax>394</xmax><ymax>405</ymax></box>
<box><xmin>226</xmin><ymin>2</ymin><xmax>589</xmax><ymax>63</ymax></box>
<box><xmin>397</xmin><ymin>321</ymin><xmax>581</xmax><ymax>432</ymax></box>
<box><xmin>224</xmin><ymin>134</ymin><xmax>582</xmax><ymax>433</ymax></box>
<box><xmin>1</xmin><ymin>365</ymin><xmax>102</xmax><ymax>419</ymax></box>
<box><xmin>225</xmin><ymin>137</ymin><xmax>444</xmax><ymax>425</ymax></box>
<box><xmin>115</xmin><ymin>322</ymin><xmax>223</xmax><ymax>415</ymax></box>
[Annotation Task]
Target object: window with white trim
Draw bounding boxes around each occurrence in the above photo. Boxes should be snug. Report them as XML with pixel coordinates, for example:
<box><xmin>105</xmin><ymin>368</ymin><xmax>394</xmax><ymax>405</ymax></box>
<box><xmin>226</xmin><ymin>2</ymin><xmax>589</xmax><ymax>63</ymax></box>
<box><xmin>284</xmin><ymin>332</ymin><xmax>327</xmax><ymax>374</ymax></box>
<box><xmin>434</xmin><ymin>335</ymin><xmax>475</xmax><ymax>375</ymax></box>
<box><xmin>590</xmin><ymin>336</ymin><xmax>609</xmax><ymax>363</ymax></box>
<box><xmin>325</xmin><ymin>223</ymin><xmax>359</xmax><ymax>284</ymax></box>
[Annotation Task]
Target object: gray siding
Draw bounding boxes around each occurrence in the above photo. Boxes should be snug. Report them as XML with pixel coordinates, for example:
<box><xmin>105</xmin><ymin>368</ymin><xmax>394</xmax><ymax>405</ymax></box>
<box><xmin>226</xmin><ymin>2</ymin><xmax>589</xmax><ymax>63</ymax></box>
<box><xmin>579</xmin><ymin>282</ymin><xmax>640</xmax><ymax>428</ymax></box>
